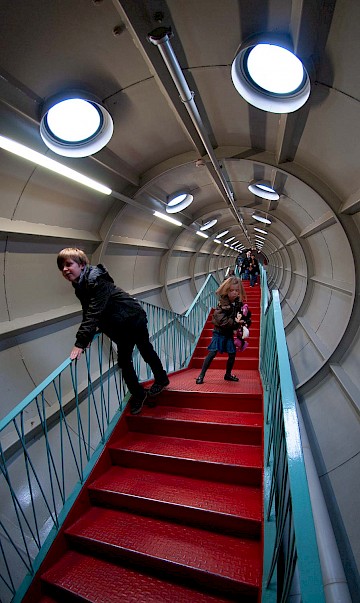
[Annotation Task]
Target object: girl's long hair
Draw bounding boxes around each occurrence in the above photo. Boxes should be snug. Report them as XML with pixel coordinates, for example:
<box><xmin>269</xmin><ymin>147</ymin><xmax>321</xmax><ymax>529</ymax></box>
<box><xmin>216</xmin><ymin>277</ymin><xmax>247</xmax><ymax>301</ymax></box>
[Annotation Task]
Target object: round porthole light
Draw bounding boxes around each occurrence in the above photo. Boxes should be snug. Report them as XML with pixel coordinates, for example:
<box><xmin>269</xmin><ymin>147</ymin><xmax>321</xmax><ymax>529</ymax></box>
<box><xmin>200</xmin><ymin>218</ymin><xmax>218</xmax><ymax>231</ymax></box>
<box><xmin>252</xmin><ymin>213</ymin><xmax>271</xmax><ymax>225</ymax></box>
<box><xmin>231</xmin><ymin>35</ymin><xmax>310</xmax><ymax>113</ymax></box>
<box><xmin>216</xmin><ymin>230</ymin><xmax>229</xmax><ymax>238</ymax></box>
<box><xmin>166</xmin><ymin>190</ymin><xmax>194</xmax><ymax>213</ymax></box>
<box><xmin>40</xmin><ymin>92</ymin><xmax>113</xmax><ymax>157</ymax></box>
<box><xmin>248</xmin><ymin>181</ymin><xmax>280</xmax><ymax>201</ymax></box>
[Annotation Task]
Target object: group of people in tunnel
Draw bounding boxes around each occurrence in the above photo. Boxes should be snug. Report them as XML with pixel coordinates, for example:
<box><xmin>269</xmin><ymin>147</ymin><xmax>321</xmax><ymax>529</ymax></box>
<box><xmin>57</xmin><ymin>247</ymin><xmax>256</xmax><ymax>416</ymax></box>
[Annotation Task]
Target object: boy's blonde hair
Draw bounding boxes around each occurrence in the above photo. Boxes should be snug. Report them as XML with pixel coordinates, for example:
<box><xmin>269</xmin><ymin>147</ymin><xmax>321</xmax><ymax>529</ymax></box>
<box><xmin>216</xmin><ymin>277</ymin><xmax>247</xmax><ymax>301</ymax></box>
<box><xmin>57</xmin><ymin>248</ymin><xmax>89</xmax><ymax>270</ymax></box>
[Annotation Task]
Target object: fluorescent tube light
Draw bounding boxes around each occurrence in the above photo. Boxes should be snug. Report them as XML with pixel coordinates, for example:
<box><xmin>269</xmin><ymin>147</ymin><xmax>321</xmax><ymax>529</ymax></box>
<box><xmin>196</xmin><ymin>230</ymin><xmax>208</xmax><ymax>238</ymax></box>
<box><xmin>153</xmin><ymin>211</ymin><xmax>182</xmax><ymax>226</ymax></box>
<box><xmin>0</xmin><ymin>135</ymin><xmax>112</xmax><ymax>195</ymax></box>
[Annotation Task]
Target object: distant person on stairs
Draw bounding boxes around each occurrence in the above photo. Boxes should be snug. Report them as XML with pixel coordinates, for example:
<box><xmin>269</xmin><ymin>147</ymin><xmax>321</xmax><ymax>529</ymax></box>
<box><xmin>195</xmin><ymin>277</ymin><xmax>247</xmax><ymax>385</ymax></box>
<box><xmin>57</xmin><ymin>248</ymin><xmax>169</xmax><ymax>415</ymax></box>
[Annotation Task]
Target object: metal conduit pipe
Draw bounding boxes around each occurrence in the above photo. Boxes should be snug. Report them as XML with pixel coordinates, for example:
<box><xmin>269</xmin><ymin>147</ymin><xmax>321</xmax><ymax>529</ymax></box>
<box><xmin>148</xmin><ymin>27</ymin><xmax>250</xmax><ymax>244</ymax></box>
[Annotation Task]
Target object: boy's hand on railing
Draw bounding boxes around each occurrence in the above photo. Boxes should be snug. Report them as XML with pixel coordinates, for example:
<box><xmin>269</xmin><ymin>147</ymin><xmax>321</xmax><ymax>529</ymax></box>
<box><xmin>70</xmin><ymin>346</ymin><xmax>84</xmax><ymax>360</ymax></box>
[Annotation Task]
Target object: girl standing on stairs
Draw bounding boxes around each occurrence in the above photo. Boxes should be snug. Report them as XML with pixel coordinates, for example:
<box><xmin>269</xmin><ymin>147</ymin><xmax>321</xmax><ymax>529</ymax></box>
<box><xmin>196</xmin><ymin>276</ymin><xmax>250</xmax><ymax>384</ymax></box>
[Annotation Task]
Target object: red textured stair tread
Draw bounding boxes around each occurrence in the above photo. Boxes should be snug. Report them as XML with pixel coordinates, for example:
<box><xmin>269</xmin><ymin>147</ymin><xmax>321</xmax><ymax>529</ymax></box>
<box><xmin>110</xmin><ymin>432</ymin><xmax>262</xmax><ymax>468</ymax></box>
<box><xmin>133</xmin><ymin>405</ymin><xmax>262</xmax><ymax>426</ymax></box>
<box><xmin>65</xmin><ymin>507</ymin><xmax>261</xmax><ymax>588</ymax></box>
<box><xmin>88</xmin><ymin>465</ymin><xmax>262</xmax><ymax>522</ymax></box>
<box><xmin>41</xmin><ymin>550</ymin><xmax>235</xmax><ymax>603</ymax></box>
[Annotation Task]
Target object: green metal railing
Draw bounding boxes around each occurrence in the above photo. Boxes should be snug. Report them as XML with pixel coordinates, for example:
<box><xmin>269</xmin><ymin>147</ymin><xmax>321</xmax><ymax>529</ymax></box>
<box><xmin>260</xmin><ymin>286</ymin><xmax>325</xmax><ymax>603</ymax></box>
<box><xmin>0</xmin><ymin>274</ymin><xmax>218</xmax><ymax>603</ymax></box>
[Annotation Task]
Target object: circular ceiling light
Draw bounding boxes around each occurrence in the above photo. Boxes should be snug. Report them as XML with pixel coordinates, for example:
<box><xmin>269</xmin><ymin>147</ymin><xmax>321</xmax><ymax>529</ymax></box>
<box><xmin>231</xmin><ymin>35</ymin><xmax>310</xmax><ymax>113</ymax></box>
<box><xmin>200</xmin><ymin>218</ymin><xmax>218</xmax><ymax>231</ymax></box>
<box><xmin>166</xmin><ymin>190</ymin><xmax>194</xmax><ymax>213</ymax></box>
<box><xmin>40</xmin><ymin>92</ymin><xmax>114</xmax><ymax>157</ymax></box>
<box><xmin>248</xmin><ymin>181</ymin><xmax>279</xmax><ymax>201</ymax></box>
<box><xmin>252</xmin><ymin>213</ymin><xmax>271</xmax><ymax>225</ymax></box>
<box><xmin>216</xmin><ymin>229</ymin><xmax>229</xmax><ymax>238</ymax></box>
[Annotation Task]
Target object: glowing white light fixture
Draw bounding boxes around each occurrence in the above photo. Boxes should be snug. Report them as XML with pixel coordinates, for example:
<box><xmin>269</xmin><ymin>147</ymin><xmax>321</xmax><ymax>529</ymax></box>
<box><xmin>200</xmin><ymin>218</ymin><xmax>218</xmax><ymax>231</ymax></box>
<box><xmin>166</xmin><ymin>190</ymin><xmax>193</xmax><ymax>213</ymax></box>
<box><xmin>196</xmin><ymin>230</ymin><xmax>208</xmax><ymax>238</ymax></box>
<box><xmin>254</xmin><ymin>227</ymin><xmax>268</xmax><ymax>234</ymax></box>
<box><xmin>231</xmin><ymin>34</ymin><xmax>310</xmax><ymax>113</ymax></box>
<box><xmin>153</xmin><ymin>211</ymin><xmax>182</xmax><ymax>226</ymax></box>
<box><xmin>252</xmin><ymin>213</ymin><xmax>271</xmax><ymax>225</ymax></box>
<box><xmin>255</xmin><ymin>235</ymin><xmax>266</xmax><ymax>240</ymax></box>
<box><xmin>249</xmin><ymin>181</ymin><xmax>279</xmax><ymax>200</ymax></box>
<box><xmin>0</xmin><ymin>135</ymin><xmax>112</xmax><ymax>195</ymax></box>
<box><xmin>216</xmin><ymin>230</ymin><xmax>229</xmax><ymax>238</ymax></box>
<box><xmin>224</xmin><ymin>236</ymin><xmax>235</xmax><ymax>243</ymax></box>
<box><xmin>40</xmin><ymin>92</ymin><xmax>114</xmax><ymax>157</ymax></box>
<box><xmin>214</xmin><ymin>239</ymin><xmax>222</xmax><ymax>244</ymax></box>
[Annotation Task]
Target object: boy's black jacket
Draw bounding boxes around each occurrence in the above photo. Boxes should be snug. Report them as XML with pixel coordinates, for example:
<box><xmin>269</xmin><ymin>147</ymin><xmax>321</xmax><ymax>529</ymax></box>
<box><xmin>73</xmin><ymin>264</ymin><xmax>145</xmax><ymax>348</ymax></box>
<box><xmin>212</xmin><ymin>295</ymin><xmax>252</xmax><ymax>336</ymax></box>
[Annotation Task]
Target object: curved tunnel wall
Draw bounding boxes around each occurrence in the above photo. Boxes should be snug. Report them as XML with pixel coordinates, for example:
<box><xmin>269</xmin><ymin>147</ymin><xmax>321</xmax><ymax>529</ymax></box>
<box><xmin>1</xmin><ymin>154</ymin><xmax>360</xmax><ymax>595</ymax></box>
<box><xmin>0</xmin><ymin>0</ymin><xmax>360</xmax><ymax>596</ymax></box>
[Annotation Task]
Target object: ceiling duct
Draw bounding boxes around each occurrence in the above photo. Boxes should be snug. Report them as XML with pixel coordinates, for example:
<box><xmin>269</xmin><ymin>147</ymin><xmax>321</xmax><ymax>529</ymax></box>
<box><xmin>148</xmin><ymin>27</ymin><xmax>250</xmax><ymax>244</ymax></box>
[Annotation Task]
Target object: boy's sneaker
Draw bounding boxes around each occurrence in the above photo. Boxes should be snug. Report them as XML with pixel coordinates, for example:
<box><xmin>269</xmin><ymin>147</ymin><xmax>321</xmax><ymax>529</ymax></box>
<box><xmin>130</xmin><ymin>391</ymin><xmax>147</xmax><ymax>415</ymax></box>
<box><xmin>148</xmin><ymin>377</ymin><xmax>170</xmax><ymax>398</ymax></box>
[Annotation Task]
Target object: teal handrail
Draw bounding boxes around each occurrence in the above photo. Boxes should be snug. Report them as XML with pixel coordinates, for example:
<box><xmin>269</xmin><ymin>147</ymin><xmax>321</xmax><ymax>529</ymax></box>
<box><xmin>0</xmin><ymin>275</ymin><xmax>219</xmax><ymax>603</ymax></box>
<box><xmin>260</xmin><ymin>288</ymin><xmax>325</xmax><ymax>603</ymax></box>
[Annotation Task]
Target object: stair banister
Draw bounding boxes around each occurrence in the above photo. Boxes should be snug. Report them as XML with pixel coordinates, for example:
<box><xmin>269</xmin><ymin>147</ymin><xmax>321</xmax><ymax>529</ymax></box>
<box><xmin>260</xmin><ymin>289</ymin><xmax>325</xmax><ymax>602</ymax></box>
<box><xmin>0</xmin><ymin>276</ymin><xmax>219</xmax><ymax>603</ymax></box>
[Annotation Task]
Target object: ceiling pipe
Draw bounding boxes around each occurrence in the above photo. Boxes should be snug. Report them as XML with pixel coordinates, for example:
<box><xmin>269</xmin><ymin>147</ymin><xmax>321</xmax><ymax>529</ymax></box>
<box><xmin>148</xmin><ymin>27</ymin><xmax>250</xmax><ymax>244</ymax></box>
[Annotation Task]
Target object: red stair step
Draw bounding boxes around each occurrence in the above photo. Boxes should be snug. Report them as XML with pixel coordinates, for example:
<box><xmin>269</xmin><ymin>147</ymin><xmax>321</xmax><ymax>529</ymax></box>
<box><xmin>109</xmin><ymin>432</ymin><xmax>262</xmax><ymax>486</ymax></box>
<box><xmin>195</xmin><ymin>346</ymin><xmax>259</xmax><ymax>358</ymax></box>
<box><xmin>127</xmin><ymin>406</ymin><xmax>262</xmax><ymax>445</ymax></box>
<box><xmin>64</xmin><ymin>507</ymin><xmax>261</xmax><ymax>599</ymax></box>
<box><xmin>152</xmin><ymin>389</ymin><xmax>263</xmax><ymax>412</ymax></box>
<box><xmin>191</xmin><ymin>356</ymin><xmax>259</xmax><ymax>370</ymax></box>
<box><xmin>88</xmin><ymin>465</ymin><xmax>262</xmax><ymax>537</ymax></box>
<box><xmin>41</xmin><ymin>550</ymin><xmax>240</xmax><ymax>602</ymax></box>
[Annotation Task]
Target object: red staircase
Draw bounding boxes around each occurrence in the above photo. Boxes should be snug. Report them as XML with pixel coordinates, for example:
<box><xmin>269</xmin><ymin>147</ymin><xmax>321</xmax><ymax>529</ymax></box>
<box><xmin>25</xmin><ymin>282</ymin><xmax>263</xmax><ymax>603</ymax></box>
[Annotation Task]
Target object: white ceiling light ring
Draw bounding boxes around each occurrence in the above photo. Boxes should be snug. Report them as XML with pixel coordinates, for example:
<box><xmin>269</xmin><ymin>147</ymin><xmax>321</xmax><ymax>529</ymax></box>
<box><xmin>231</xmin><ymin>34</ymin><xmax>310</xmax><ymax>114</ymax></box>
<box><xmin>248</xmin><ymin>180</ymin><xmax>280</xmax><ymax>201</ymax></box>
<box><xmin>252</xmin><ymin>213</ymin><xmax>272</xmax><ymax>225</ymax></box>
<box><xmin>216</xmin><ymin>229</ymin><xmax>229</xmax><ymax>238</ymax></box>
<box><xmin>40</xmin><ymin>91</ymin><xmax>114</xmax><ymax>158</ymax></box>
<box><xmin>200</xmin><ymin>218</ymin><xmax>218</xmax><ymax>231</ymax></box>
<box><xmin>166</xmin><ymin>190</ymin><xmax>194</xmax><ymax>213</ymax></box>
